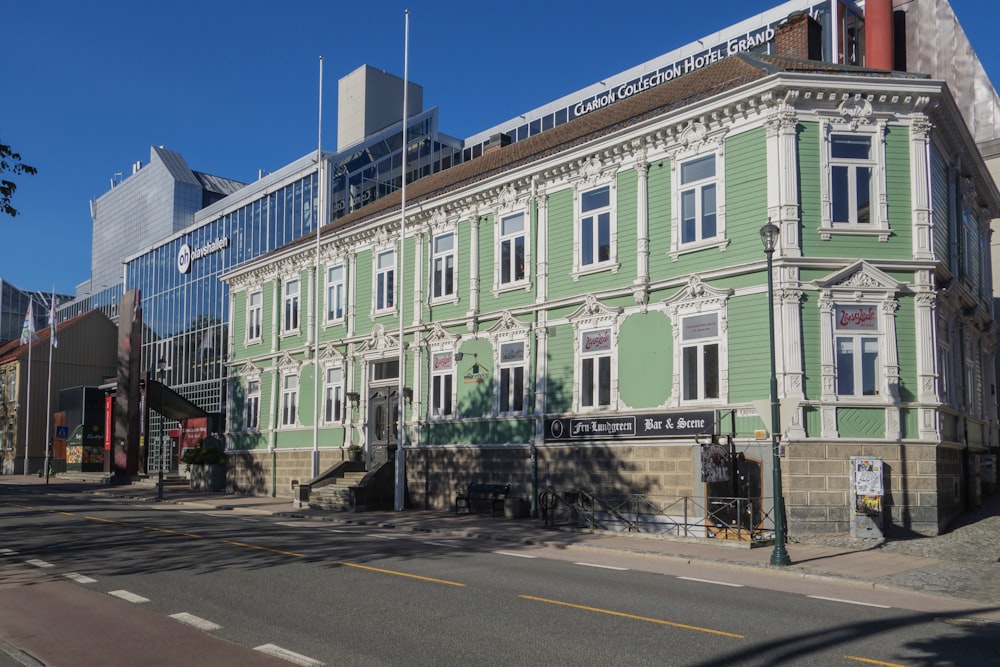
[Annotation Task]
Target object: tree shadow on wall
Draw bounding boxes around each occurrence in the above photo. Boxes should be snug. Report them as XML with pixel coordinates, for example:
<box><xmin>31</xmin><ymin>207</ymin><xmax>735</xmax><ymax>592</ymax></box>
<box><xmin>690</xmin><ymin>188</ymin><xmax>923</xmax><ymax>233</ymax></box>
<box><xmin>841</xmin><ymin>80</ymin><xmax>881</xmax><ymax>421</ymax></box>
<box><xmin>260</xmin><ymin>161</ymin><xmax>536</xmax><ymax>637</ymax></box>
<box><xmin>410</xmin><ymin>371</ymin><xmax>656</xmax><ymax>515</ymax></box>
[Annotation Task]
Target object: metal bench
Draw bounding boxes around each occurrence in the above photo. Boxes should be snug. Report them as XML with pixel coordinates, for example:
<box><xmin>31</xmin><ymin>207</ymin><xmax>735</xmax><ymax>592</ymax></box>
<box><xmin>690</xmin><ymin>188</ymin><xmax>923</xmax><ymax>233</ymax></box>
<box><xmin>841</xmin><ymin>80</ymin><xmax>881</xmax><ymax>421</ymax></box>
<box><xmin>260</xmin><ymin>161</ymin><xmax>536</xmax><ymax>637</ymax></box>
<box><xmin>455</xmin><ymin>483</ymin><xmax>511</xmax><ymax>517</ymax></box>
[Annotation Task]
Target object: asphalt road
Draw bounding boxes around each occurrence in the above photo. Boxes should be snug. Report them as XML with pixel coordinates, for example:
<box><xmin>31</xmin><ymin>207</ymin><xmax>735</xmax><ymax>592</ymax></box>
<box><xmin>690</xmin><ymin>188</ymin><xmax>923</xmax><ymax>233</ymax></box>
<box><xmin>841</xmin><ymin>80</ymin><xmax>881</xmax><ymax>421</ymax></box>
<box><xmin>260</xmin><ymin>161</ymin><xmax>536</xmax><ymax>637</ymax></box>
<box><xmin>2</xmin><ymin>489</ymin><xmax>998</xmax><ymax>666</ymax></box>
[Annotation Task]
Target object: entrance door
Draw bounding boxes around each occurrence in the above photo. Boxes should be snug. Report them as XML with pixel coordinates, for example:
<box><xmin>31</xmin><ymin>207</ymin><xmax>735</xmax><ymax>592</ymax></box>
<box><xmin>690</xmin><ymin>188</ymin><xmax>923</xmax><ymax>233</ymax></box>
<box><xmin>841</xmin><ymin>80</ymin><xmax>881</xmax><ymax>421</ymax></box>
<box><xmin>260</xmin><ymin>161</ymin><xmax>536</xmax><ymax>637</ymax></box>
<box><xmin>705</xmin><ymin>454</ymin><xmax>762</xmax><ymax>540</ymax></box>
<box><xmin>367</xmin><ymin>386</ymin><xmax>399</xmax><ymax>466</ymax></box>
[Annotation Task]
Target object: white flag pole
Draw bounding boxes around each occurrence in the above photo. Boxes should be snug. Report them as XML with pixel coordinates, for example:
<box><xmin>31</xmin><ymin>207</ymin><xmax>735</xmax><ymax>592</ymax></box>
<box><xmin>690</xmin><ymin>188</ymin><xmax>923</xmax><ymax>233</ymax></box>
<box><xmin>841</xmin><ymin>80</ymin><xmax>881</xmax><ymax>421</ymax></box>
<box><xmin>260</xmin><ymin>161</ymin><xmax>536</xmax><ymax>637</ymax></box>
<box><xmin>23</xmin><ymin>320</ymin><xmax>32</xmax><ymax>475</ymax></box>
<box><xmin>44</xmin><ymin>287</ymin><xmax>55</xmax><ymax>484</ymax></box>
<box><xmin>312</xmin><ymin>55</ymin><xmax>324</xmax><ymax>480</ymax></box>
<box><xmin>395</xmin><ymin>8</ymin><xmax>410</xmax><ymax>512</ymax></box>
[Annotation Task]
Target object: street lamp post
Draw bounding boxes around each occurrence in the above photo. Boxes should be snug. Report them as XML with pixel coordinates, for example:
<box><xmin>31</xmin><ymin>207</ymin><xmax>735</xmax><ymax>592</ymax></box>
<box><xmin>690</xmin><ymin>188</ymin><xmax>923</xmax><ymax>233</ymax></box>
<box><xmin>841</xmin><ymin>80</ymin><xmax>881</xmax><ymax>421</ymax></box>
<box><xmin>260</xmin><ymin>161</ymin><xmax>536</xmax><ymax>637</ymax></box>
<box><xmin>760</xmin><ymin>221</ymin><xmax>791</xmax><ymax>567</ymax></box>
<box><xmin>157</xmin><ymin>358</ymin><xmax>166</xmax><ymax>501</ymax></box>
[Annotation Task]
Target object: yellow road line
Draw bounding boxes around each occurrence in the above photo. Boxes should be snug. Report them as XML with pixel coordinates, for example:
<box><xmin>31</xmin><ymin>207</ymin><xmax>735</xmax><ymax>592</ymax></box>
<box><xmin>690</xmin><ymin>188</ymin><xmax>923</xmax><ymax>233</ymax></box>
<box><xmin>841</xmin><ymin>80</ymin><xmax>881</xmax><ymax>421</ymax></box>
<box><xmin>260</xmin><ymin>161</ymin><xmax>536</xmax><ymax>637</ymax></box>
<box><xmin>223</xmin><ymin>540</ymin><xmax>305</xmax><ymax>557</ymax></box>
<box><xmin>520</xmin><ymin>595</ymin><xmax>744</xmax><ymax>638</ymax></box>
<box><xmin>85</xmin><ymin>515</ymin><xmax>124</xmax><ymax>524</ymax></box>
<box><xmin>144</xmin><ymin>526</ymin><xmax>202</xmax><ymax>539</ymax></box>
<box><xmin>844</xmin><ymin>656</ymin><xmax>909</xmax><ymax>667</ymax></box>
<box><xmin>341</xmin><ymin>561</ymin><xmax>466</xmax><ymax>587</ymax></box>
<box><xmin>6</xmin><ymin>503</ymin><xmax>34</xmax><ymax>509</ymax></box>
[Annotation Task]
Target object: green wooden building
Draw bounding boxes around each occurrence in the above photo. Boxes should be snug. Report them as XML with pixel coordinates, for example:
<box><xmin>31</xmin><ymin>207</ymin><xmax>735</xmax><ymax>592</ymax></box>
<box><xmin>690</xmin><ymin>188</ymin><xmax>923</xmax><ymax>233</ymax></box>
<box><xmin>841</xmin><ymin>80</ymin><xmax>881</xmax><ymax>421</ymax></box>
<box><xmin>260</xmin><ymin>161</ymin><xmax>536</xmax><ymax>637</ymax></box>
<box><xmin>222</xmin><ymin>26</ymin><xmax>998</xmax><ymax>537</ymax></box>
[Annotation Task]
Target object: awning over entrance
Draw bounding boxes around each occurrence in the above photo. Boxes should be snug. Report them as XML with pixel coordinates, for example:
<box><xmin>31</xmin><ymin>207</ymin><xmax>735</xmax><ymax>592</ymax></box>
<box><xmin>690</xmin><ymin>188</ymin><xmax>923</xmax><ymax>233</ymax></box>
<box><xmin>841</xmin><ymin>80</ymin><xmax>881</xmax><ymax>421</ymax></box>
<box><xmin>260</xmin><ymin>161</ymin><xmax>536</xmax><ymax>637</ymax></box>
<box><xmin>145</xmin><ymin>380</ymin><xmax>219</xmax><ymax>431</ymax></box>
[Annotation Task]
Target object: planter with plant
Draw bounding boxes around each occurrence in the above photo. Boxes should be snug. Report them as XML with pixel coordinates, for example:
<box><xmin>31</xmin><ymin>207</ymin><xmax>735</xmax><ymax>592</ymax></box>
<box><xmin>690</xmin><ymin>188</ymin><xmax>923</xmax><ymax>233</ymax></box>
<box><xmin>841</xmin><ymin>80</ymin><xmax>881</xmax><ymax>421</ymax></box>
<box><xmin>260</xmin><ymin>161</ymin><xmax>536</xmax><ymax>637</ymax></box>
<box><xmin>181</xmin><ymin>446</ymin><xmax>227</xmax><ymax>491</ymax></box>
<box><xmin>346</xmin><ymin>444</ymin><xmax>363</xmax><ymax>462</ymax></box>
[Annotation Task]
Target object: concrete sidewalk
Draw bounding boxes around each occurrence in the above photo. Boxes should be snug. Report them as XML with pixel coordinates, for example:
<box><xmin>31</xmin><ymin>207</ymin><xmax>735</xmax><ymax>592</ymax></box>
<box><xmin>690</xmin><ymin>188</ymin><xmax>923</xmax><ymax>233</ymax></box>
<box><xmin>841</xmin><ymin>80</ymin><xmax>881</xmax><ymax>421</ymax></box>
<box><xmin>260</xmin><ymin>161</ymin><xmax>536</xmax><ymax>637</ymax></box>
<box><xmin>4</xmin><ymin>474</ymin><xmax>999</xmax><ymax>613</ymax></box>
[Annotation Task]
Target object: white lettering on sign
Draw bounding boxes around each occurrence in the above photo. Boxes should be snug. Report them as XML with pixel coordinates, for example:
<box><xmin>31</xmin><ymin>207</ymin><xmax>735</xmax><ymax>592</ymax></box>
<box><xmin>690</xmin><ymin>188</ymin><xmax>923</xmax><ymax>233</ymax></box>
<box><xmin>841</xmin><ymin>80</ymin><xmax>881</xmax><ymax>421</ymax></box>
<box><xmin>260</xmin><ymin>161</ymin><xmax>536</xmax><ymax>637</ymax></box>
<box><xmin>178</xmin><ymin>237</ymin><xmax>230</xmax><ymax>274</ymax></box>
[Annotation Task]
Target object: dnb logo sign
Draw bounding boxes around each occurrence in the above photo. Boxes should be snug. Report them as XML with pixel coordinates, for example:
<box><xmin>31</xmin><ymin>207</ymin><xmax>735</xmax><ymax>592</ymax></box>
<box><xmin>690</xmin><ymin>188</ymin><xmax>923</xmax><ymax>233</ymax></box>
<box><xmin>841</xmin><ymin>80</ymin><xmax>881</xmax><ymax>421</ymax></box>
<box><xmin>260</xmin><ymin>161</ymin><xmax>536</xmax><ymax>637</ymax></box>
<box><xmin>177</xmin><ymin>237</ymin><xmax>230</xmax><ymax>274</ymax></box>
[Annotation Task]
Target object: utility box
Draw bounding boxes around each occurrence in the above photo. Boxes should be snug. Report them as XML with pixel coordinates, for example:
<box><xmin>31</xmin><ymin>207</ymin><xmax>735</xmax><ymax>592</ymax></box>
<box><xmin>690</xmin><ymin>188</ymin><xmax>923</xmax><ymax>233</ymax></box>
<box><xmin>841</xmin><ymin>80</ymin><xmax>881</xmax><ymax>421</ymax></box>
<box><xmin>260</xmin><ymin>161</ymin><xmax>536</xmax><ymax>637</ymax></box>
<box><xmin>850</xmin><ymin>456</ymin><xmax>884</xmax><ymax>538</ymax></box>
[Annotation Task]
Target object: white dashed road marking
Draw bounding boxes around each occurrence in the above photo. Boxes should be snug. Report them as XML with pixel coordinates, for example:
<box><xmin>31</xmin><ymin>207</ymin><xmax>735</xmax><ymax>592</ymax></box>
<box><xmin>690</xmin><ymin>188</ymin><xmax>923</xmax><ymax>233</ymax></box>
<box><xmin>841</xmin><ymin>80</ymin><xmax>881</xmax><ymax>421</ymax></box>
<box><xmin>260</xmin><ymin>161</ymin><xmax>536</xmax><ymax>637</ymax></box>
<box><xmin>573</xmin><ymin>562</ymin><xmax>628</xmax><ymax>571</ymax></box>
<box><xmin>170</xmin><ymin>612</ymin><xmax>222</xmax><ymax>631</ymax></box>
<box><xmin>494</xmin><ymin>550</ymin><xmax>538</xmax><ymax>558</ymax></box>
<box><xmin>0</xmin><ymin>548</ymin><xmax>17</xmax><ymax>556</ymax></box>
<box><xmin>677</xmin><ymin>576</ymin><xmax>745</xmax><ymax>587</ymax></box>
<box><xmin>64</xmin><ymin>572</ymin><xmax>97</xmax><ymax>584</ymax></box>
<box><xmin>808</xmin><ymin>595</ymin><xmax>891</xmax><ymax>609</ymax></box>
<box><xmin>254</xmin><ymin>643</ymin><xmax>325</xmax><ymax>666</ymax></box>
<box><xmin>25</xmin><ymin>559</ymin><xmax>53</xmax><ymax>568</ymax></box>
<box><xmin>108</xmin><ymin>590</ymin><xmax>150</xmax><ymax>604</ymax></box>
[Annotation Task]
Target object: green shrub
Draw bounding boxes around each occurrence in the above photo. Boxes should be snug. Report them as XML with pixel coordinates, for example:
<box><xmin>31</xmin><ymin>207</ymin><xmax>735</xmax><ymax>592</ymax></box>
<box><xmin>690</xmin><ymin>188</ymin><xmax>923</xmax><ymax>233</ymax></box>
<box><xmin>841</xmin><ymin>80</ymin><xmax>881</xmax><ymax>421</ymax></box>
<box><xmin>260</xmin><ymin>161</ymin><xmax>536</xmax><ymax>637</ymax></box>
<box><xmin>181</xmin><ymin>447</ymin><xmax>227</xmax><ymax>466</ymax></box>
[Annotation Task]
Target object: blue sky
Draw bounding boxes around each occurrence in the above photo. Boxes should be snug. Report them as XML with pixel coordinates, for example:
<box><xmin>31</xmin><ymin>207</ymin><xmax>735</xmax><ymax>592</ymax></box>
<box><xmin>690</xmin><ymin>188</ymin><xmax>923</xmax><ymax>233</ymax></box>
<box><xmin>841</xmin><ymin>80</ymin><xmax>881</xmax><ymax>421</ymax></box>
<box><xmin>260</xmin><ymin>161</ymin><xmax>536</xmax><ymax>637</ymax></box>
<box><xmin>3</xmin><ymin>0</ymin><xmax>997</xmax><ymax>296</ymax></box>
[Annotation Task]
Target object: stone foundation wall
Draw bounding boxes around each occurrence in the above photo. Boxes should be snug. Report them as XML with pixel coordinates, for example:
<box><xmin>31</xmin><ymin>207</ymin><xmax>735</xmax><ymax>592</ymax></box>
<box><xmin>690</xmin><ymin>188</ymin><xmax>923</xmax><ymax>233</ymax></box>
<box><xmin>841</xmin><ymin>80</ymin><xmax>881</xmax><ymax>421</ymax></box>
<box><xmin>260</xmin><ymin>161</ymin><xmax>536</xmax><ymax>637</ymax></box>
<box><xmin>228</xmin><ymin>449</ymin><xmax>349</xmax><ymax>498</ymax></box>
<box><xmin>784</xmin><ymin>442</ymin><xmax>950</xmax><ymax>536</ymax></box>
<box><xmin>404</xmin><ymin>443</ymin><xmax>695</xmax><ymax>512</ymax></box>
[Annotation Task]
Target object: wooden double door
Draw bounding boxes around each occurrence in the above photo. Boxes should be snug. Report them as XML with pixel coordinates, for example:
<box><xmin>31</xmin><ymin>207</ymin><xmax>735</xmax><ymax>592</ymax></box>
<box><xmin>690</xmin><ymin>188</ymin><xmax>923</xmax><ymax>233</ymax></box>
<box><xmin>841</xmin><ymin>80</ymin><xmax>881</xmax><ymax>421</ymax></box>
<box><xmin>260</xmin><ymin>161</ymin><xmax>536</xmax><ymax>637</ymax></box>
<box><xmin>367</xmin><ymin>386</ymin><xmax>399</xmax><ymax>466</ymax></box>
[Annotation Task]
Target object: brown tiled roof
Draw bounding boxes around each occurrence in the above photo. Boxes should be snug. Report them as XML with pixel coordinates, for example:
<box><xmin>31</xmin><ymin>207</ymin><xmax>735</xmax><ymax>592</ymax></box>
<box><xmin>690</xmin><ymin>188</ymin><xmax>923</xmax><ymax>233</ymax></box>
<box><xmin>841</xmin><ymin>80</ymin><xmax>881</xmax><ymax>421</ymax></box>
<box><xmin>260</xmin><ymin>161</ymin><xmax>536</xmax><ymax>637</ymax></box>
<box><xmin>273</xmin><ymin>52</ymin><xmax>922</xmax><ymax>258</ymax></box>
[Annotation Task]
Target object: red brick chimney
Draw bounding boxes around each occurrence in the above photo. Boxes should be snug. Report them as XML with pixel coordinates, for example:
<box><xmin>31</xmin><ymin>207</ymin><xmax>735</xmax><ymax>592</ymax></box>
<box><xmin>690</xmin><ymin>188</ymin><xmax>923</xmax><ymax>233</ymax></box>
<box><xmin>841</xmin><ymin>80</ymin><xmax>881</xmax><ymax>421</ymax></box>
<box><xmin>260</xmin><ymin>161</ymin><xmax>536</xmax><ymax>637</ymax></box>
<box><xmin>864</xmin><ymin>0</ymin><xmax>894</xmax><ymax>70</ymax></box>
<box><xmin>775</xmin><ymin>11</ymin><xmax>823</xmax><ymax>61</ymax></box>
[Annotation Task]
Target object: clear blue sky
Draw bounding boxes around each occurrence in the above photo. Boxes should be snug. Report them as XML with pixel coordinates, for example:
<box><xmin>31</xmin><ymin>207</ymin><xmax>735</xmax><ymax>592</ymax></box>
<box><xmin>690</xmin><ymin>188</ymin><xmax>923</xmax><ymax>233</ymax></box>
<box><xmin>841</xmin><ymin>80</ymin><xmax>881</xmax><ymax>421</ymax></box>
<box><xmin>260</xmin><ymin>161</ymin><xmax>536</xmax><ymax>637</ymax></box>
<box><xmin>3</xmin><ymin>0</ymin><xmax>997</xmax><ymax>296</ymax></box>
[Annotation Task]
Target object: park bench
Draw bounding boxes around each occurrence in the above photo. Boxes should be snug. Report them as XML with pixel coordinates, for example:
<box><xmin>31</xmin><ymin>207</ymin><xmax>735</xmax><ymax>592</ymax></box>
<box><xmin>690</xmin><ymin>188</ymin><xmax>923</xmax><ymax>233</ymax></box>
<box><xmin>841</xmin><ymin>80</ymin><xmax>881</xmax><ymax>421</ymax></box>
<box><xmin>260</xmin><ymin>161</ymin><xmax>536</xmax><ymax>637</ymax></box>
<box><xmin>454</xmin><ymin>482</ymin><xmax>511</xmax><ymax>517</ymax></box>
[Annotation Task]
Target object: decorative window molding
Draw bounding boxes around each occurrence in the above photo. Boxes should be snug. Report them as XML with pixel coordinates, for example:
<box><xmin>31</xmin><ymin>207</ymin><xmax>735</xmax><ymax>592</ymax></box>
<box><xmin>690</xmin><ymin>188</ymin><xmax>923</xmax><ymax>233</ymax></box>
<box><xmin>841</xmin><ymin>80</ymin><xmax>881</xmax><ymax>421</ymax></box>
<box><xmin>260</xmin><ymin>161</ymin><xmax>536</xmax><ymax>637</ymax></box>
<box><xmin>319</xmin><ymin>345</ymin><xmax>347</xmax><ymax>425</ymax></box>
<box><xmin>568</xmin><ymin>295</ymin><xmax>623</xmax><ymax>412</ymax></box>
<box><xmin>422</xmin><ymin>323</ymin><xmax>461</xmax><ymax>419</ymax></box>
<box><xmin>669</xmin><ymin>122</ymin><xmax>728</xmax><ymax>260</ymax></box>
<box><xmin>572</xmin><ymin>157</ymin><xmax>618</xmax><ymax>278</ymax></box>
<box><xmin>276</xmin><ymin>353</ymin><xmax>302</xmax><ymax>428</ymax></box>
<box><xmin>814</xmin><ymin>261</ymin><xmax>902</xmax><ymax>407</ymax></box>
<box><xmin>493</xmin><ymin>183</ymin><xmax>531</xmax><ymax>295</ymax></box>
<box><xmin>325</xmin><ymin>263</ymin><xmax>346</xmax><ymax>324</ymax></box>
<box><xmin>487</xmin><ymin>311</ymin><xmax>531</xmax><ymax>416</ymax></box>
<box><xmin>246</xmin><ymin>289</ymin><xmax>262</xmax><ymax>345</ymax></box>
<box><xmin>430</xmin><ymin>229</ymin><xmax>459</xmax><ymax>304</ymax></box>
<box><xmin>233</xmin><ymin>361</ymin><xmax>261</xmax><ymax>432</ymax></box>
<box><xmin>664</xmin><ymin>275</ymin><xmax>732</xmax><ymax>406</ymax></box>
<box><xmin>373</xmin><ymin>248</ymin><xmax>396</xmax><ymax>317</ymax></box>
<box><xmin>281</xmin><ymin>276</ymin><xmax>300</xmax><ymax>335</ymax></box>
<box><xmin>818</xmin><ymin>105</ymin><xmax>890</xmax><ymax>241</ymax></box>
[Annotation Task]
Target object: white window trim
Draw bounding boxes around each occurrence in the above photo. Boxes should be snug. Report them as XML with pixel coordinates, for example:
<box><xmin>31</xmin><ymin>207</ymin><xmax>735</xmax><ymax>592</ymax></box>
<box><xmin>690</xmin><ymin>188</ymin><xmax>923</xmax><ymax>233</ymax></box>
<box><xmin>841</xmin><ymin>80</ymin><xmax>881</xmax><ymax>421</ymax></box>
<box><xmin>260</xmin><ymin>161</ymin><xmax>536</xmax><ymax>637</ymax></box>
<box><xmin>322</xmin><ymin>365</ymin><xmax>345</xmax><ymax>425</ymax></box>
<box><xmin>281</xmin><ymin>276</ymin><xmax>301</xmax><ymax>336</ymax></box>
<box><xmin>280</xmin><ymin>371</ymin><xmax>300</xmax><ymax>428</ymax></box>
<box><xmin>572</xmin><ymin>181</ymin><xmax>619</xmax><ymax>279</ymax></box>
<box><xmin>669</xmin><ymin>129</ymin><xmax>728</xmax><ymax>260</ymax></box>
<box><xmin>324</xmin><ymin>262</ymin><xmax>347</xmax><ymax>326</ymax></box>
<box><xmin>816</xmin><ymin>264</ymin><xmax>901</xmax><ymax>405</ymax></box>
<box><xmin>244</xmin><ymin>373</ymin><xmax>262</xmax><ymax>433</ymax></box>
<box><xmin>487</xmin><ymin>311</ymin><xmax>531</xmax><ymax>416</ymax></box>
<box><xmin>568</xmin><ymin>296</ymin><xmax>622</xmax><ymax>413</ymax></box>
<box><xmin>372</xmin><ymin>248</ymin><xmax>397</xmax><ymax>318</ymax></box>
<box><xmin>246</xmin><ymin>288</ymin><xmax>263</xmax><ymax>345</ymax></box>
<box><xmin>818</xmin><ymin>114</ymin><xmax>889</xmax><ymax>241</ymax></box>
<box><xmin>492</xmin><ymin>203</ymin><xmax>531</xmax><ymax>295</ymax></box>
<box><xmin>423</xmin><ymin>323</ymin><xmax>461</xmax><ymax>420</ymax></box>
<box><xmin>429</xmin><ymin>228</ymin><xmax>460</xmax><ymax>306</ymax></box>
<box><xmin>664</xmin><ymin>275</ymin><xmax>732</xmax><ymax>407</ymax></box>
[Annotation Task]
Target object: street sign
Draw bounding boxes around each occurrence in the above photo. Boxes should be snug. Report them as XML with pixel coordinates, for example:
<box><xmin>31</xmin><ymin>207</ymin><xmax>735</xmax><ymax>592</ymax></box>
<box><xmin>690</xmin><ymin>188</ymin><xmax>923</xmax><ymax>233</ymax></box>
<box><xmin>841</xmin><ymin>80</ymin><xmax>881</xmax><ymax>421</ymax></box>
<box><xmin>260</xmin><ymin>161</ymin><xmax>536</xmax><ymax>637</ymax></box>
<box><xmin>55</xmin><ymin>425</ymin><xmax>69</xmax><ymax>440</ymax></box>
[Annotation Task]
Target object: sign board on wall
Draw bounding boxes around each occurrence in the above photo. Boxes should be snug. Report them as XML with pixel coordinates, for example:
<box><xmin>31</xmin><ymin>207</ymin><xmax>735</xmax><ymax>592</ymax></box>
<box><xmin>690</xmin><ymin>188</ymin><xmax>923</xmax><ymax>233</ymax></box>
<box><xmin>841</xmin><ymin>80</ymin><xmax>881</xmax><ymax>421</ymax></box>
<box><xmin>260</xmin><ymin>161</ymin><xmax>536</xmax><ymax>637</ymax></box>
<box><xmin>545</xmin><ymin>411</ymin><xmax>715</xmax><ymax>442</ymax></box>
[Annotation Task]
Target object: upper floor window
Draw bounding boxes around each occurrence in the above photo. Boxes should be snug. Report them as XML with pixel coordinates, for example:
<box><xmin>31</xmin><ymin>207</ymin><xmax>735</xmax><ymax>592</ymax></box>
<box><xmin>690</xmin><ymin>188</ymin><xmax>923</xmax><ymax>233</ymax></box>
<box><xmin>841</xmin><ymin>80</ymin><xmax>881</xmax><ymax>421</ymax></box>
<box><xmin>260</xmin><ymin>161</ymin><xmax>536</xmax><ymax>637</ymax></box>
<box><xmin>431</xmin><ymin>232</ymin><xmax>456</xmax><ymax>300</ymax></box>
<box><xmin>430</xmin><ymin>351</ymin><xmax>454</xmax><ymax>417</ymax></box>
<box><xmin>580</xmin><ymin>328</ymin><xmax>612</xmax><ymax>409</ymax></box>
<box><xmin>247</xmin><ymin>290</ymin><xmax>262</xmax><ymax>342</ymax></box>
<box><xmin>327</xmin><ymin>265</ymin><xmax>345</xmax><ymax>322</ymax></box>
<box><xmin>830</xmin><ymin>135</ymin><xmax>873</xmax><ymax>225</ymax></box>
<box><xmin>680</xmin><ymin>155</ymin><xmax>717</xmax><ymax>245</ymax></box>
<box><xmin>283</xmin><ymin>279</ymin><xmax>300</xmax><ymax>333</ymax></box>
<box><xmin>245</xmin><ymin>379</ymin><xmax>260</xmax><ymax>430</ymax></box>
<box><xmin>680</xmin><ymin>313</ymin><xmax>720</xmax><ymax>402</ymax></box>
<box><xmin>579</xmin><ymin>186</ymin><xmax>612</xmax><ymax>269</ymax></box>
<box><xmin>498</xmin><ymin>212</ymin><xmax>526</xmax><ymax>287</ymax></box>
<box><xmin>834</xmin><ymin>305</ymin><xmax>880</xmax><ymax>397</ymax></box>
<box><xmin>375</xmin><ymin>250</ymin><xmax>395</xmax><ymax>314</ymax></box>
<box><xmin>498</xmin><ymin>341</ymin><xmax>526</xmax><ymax>415</ymax></box>
<box><xmin>281</xmin><ymin>374</ymin><xmax>298</xmax><ymax>426</ymax></box>
<box><xmin>819</xmin><ymin>121</ymin><xmax>888</xmax><ymax>240</ymax></box>
<box><xmin>324</xmin><ymin>367</ymin><xmax>343</xmax><ymax>423</ymax></box>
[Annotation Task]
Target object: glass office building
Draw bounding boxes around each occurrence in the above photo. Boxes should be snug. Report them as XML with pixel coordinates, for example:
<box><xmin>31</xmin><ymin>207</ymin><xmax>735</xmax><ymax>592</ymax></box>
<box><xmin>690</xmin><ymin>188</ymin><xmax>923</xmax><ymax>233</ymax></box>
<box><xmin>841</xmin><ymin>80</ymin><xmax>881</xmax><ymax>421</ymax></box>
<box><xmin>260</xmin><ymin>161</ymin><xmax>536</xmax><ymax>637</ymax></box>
<box><xmin>125</xmin><ymin>109</ymin><xmax>462</xmax><ymax>471</ymax></box>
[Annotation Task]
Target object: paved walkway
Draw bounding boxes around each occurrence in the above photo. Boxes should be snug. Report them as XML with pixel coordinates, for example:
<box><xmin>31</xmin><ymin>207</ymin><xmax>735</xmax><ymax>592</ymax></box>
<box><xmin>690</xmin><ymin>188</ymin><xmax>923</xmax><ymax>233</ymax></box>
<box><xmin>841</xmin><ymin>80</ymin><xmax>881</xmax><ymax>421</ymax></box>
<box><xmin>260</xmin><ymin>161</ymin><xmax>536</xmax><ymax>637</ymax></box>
<box><xmin>3</xmin><ymin>474</ymin><xmax>999</xmax><ymax>615</ymax></box>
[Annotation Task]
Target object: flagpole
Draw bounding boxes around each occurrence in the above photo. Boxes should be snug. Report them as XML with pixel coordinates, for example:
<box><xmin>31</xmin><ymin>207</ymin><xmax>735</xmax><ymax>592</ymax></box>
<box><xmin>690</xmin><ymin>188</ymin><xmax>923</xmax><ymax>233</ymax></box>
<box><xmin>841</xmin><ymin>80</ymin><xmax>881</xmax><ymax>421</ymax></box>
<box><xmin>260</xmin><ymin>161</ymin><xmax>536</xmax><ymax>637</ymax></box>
<box><xmin>44</xmin><ymin>287</ymin><xmax>56</xmax><ymax>484</ymax></box>
<box><xmin>395</xmin><ymin>8</ymin><xmax>410</xmax><ymax>512</ymax></box>
<box><xmin>23</xmin><ymin>308</ymin><xmax>32</xmax><ymax>476</ymax></box>
<box><xmin>312</xmin><ymin>55</ymin><xmax>324</xmax><ymax>480</ymax></box>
